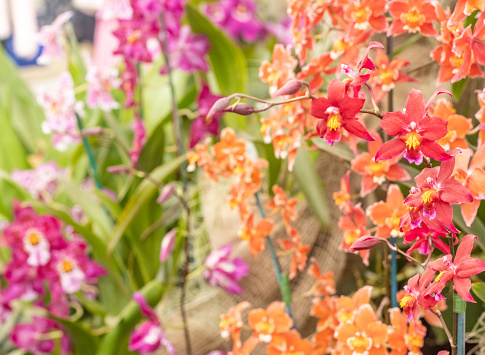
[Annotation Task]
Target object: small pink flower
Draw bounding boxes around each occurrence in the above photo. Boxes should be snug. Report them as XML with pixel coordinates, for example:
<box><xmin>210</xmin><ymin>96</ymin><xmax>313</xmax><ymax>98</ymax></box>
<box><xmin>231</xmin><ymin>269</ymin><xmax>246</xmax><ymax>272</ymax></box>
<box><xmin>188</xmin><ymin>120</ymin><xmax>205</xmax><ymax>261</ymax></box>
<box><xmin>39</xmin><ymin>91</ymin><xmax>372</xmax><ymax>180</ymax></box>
<box><xmin>37</xmin><ymin>11</ymin><xmax>73</xmax><ymax>64</ymax></box>
<box><xmin>12</xmin><ymin>162</ymin><xmax>65</xmax><ymax>201</ymax></box>
<box><xmin>129</xmin><ymin>114</ymin><xmax>147</xmax><ymax>165</ymax></box>
<box><xmin>23</xmin><ymin>228</ymin><xmax>51</xmax><ymax>267</ymax></box>
<box><xmin>38</xmin><ymin>72</ymin><xmax>83</xmax><ymax>151</ymax></box>
<box><xmin>57</xmin><ymin>257</ymin><xmax>85</xmax><ymax>294</ymax></box>
<box><xmin>204</xmin><ymin>244</ymin><xmax>249</xmax><ymax>294</ymax></box>
<box><xmin>86</xmin><ymin>66</ymin><xmax>121</xmax><ymax>112</ymax></box>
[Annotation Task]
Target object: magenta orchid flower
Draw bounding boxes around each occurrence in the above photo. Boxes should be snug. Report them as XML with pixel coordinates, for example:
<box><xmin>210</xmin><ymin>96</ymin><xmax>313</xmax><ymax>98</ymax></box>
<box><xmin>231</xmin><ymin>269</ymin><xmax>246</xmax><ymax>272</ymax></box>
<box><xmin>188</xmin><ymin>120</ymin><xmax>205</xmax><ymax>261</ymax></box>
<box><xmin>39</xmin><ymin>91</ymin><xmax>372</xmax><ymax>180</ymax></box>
<box><xmin>403</xmin><ymin>224</ymin><xmax>450</xmax><ymax>256</ymax></box>
<box><xmin>310</xmin><ymin>79</ymin><xmax>374</xmax><ymax>146</ymax></box>
<box><xmin>427</xmin><ymin>234</ymin><xmax>485</xmax><ymax>302</ymax></box>
<box><xmin>129</xmin><ymin>292</ymin><xmax>178</xmax><ymax>355</ymax></box>
<box><xmin>189</xmin><ymin>83</ymin><xmax>224</xmax><ymax>148</ymax></box>
<box><xmin>376</xmin><ymin>89</ymin><xmax>452</xmax><ymax>165</ymax></box>
<box><xmin>204</xmin><ymin>244</ymin><xmax>249</xmax><ymax>294</ymax></box>
<box><xmin>12</xmin><ymin>162</ymin><xmax>65</xmax><ymax>201</ymax></box>
<box><xmin>403</xmin><ymin>156</ymin><xmax>473</xmax><ymax>233</ymax></box>
<box><xmin>129</xmin><ymin>114</ymin><xmax>147</xmax><ymax>165</ymax></box>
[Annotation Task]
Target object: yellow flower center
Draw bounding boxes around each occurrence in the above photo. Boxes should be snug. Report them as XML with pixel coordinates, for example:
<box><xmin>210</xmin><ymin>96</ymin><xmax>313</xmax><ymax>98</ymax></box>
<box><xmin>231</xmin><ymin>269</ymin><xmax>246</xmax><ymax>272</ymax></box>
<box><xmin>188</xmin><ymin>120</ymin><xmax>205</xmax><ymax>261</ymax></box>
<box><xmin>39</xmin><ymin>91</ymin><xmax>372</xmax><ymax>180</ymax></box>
<box><xmin>406</xmin><ymin>333</ymin><xmax>423</xmax><ymax>351</ymax></box>
<box><xmin>332</xmin><ymin>39</ymin><xmax>350</xmax><ymax>54</ymax></box>
<box><xmin>348</xmin><ymin>335</ymin><xmax>372</xmax><ymax>352</ymax></box>
<box><xmin>255</xmin><ymin>319</ymin><xmax>275</xmax><ymax>335</ymax></box>
<box><xmin>27</xmin><ymin>231</ymin><xmax>41</xmax><ymax>246</ymax></box>
<box><xmin>353</xmin><ymin>6</ymin><xmax>370</xmax><ymax>23</ymax></box>
<box><xmin>451</xmin><ymin>55</ymin><xmax>464</xmax><ymax>69</ymax></box>
<box><xmin>327</xmin><ymin>113</ymin><xmax>342</xmax><ymax>131</ymax></box>
<box><xmin>405</xmin><ymin>131</ymin><xmax>421</xmax><ymax>150</ymax></box>
<box><xmin>377</xmin><ymin>67</ymin><xmax>398</xmax><ymax>86</ymax></box>
<box><xmin>219</xmin><ymin>316</ymin><xmax>232</xmax><ymax>331</ymax></box>
<box><xmin>239</xmin><ymin>227</ymin><xmax>255</xmax><ymax>241</ymax></box>
<box><xmin>435</xmin><ymin>270</ymin><xmax>450</xmax><ymax>282</ymax></box>
<box><xmin>366</xmin><ymin>160</ymin><xmax>387</xmax><ymax>178</ymax></box>
<box><xmin>400</xmin><ymin>295</ymin><xmax>416</xmax><ymax>308</ymax></box>
<box><xmin>386</xmin><ymin>214</ymin><xmax>401</xmax><ymax>230</ymax></box>
<box><xmin>344</xmin><ymin>229</ymin><xmax>361</xmax><ymax>245</ymax></box>
<box><xmin>127</xmin><ymin>30</ymin><xmax>141</xmax><ymax>44</ymax></box>
<box><xmin>402</xmin><ymin>7</ymin><xmax>425</xmax><ymax>29</ymax></box>
<box><xmin>61</xmin><ymin>259</ymin><xmax>74</xmax><ymax>273</ymax></box>
<box><xmin>333</xmin><ymin>191</ymin><xmax>349</xmax><ymax>206</ymax></box>
<box><xmin>337</xmin><ymin>309</ymin><xmax>353</xmax><ymax>323</ymax></box>
<box><xmin>421</xmin><ymin>189</ymin><xmax>436</xmax><ymax>204</ymax></box>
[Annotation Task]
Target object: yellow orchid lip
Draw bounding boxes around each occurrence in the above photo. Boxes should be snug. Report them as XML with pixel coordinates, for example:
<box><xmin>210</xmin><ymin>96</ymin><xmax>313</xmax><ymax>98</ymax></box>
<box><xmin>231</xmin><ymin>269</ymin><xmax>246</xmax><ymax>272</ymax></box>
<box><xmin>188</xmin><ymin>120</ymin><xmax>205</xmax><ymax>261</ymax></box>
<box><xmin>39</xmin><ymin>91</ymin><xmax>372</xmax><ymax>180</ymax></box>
<box><xmin>405</xmin><ymin>131</ymin><xmax>421</xmax><ymax>150</ymax></box>
<box><xmin>421</xmin><ymin>189</ymin><xmax>436</xmax><ymax>204</ymax></box>
<box><xmin>327</xmin><ymin>113</ymin><xmax>342</xmax><ymax>131</ymax></box>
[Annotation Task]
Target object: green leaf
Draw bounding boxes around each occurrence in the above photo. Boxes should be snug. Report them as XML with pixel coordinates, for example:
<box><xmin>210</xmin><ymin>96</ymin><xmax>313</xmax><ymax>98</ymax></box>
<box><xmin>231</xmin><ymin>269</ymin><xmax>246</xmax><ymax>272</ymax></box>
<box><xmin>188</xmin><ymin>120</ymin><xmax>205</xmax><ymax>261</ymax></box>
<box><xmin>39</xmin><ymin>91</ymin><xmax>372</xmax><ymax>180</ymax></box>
<box><xmin>292</xmin><ymin>149</ymin><xmax>330</xmax><ymax>228</ymax></box>
<box><xmin>471</xmin><ymin>282</ymin><xmax>485</xmax><ymax>303</ymax></box>
<box><xmin>452</xmin><ymin>78</ymin><xmax>468</xmax><ymax>102</ymax></box>
<box><xmin>186</xmin><ymin>3</ymin><xmax>247</xmax><ymax>95</ymax></box>
<box><xmin>96</xmin><ymin>281</ymin><xmax>165</xmax><ymax>355</ymax></box>
<box><xmin>51</xmin><ymin>316</ymin><xmax>99</xmax><ymax>354</ymax></box>
<box><xmin>108</xmin><ymin>155</ymin><xmax>186</xmax><ymax>253</ymax></box>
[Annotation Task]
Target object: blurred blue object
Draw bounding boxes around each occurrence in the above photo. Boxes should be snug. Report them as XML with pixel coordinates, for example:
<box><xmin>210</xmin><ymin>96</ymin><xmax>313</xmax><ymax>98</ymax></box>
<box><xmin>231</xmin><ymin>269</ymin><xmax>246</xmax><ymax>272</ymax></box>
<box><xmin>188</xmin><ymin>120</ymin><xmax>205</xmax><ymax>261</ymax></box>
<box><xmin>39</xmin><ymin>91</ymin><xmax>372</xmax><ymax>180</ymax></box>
<box><xmin>3</xmin><ymin>36</ymin><xmax>42</xmax><ymax>67</ymax></box>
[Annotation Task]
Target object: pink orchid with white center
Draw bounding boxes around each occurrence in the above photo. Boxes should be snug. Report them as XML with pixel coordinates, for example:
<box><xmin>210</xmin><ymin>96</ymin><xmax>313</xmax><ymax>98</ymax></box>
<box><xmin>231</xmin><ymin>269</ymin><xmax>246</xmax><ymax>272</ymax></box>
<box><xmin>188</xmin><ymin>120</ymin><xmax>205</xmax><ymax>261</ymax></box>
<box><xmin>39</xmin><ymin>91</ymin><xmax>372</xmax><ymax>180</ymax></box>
<box><xmin>23</xmin><ymin>228</ymin><xmax>50</xmax><ymax>267</ymax></box>
<box><xmin>12</xmin><ymin>162</ymin><xmax>65</xmax><ymax>201</ymax></box>
<box><xmin>37</xmin><ymin>11</ymin><xmax>73</xmax><ymax>64</ymax></box>
<box><xmin>86</xmin><ymin>66</ymin><xmax>122</xmax><ymax>112</ymax></box>
<box><xmin>204</xmin><ymin>244</ymin><xmax>249</xmax><ymax>294</ymax></box>
<box><xmin>96</xmin><ymin>0</ymin><xmax>132</xmax><ymax>20</ymax></box>
<box><xmin>427</xmin><ymin>234</ymin><xmax>485</xmax><ymax>303</ymax></box>
<box><xmin>57</xmin><ymin>257</ymin><xmax>85</xmax><ymax>294</ymax></box>
<box><xmin>38</xmin><ymin>72</ymin><xmax>83</xmax><ymax>151</ymax></box>
<box><xmin>376</xmin><ymin>89</ymin><xmax>452</xmax><ymax>165</ymax></box>
<box><xmin>403</xmin><ymin>156</ymin><xmax>473</xmax><ymax>233</ymax></box>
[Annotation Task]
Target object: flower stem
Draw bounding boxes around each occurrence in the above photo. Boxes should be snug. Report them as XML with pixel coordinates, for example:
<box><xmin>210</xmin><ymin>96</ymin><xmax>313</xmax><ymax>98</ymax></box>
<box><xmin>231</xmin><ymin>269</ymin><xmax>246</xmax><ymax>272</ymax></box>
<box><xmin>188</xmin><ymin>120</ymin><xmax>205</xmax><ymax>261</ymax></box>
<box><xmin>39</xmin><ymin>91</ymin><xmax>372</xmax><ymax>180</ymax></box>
<box><xmin>255</xmin><ymin>192</ymin><xmax>294</xmax><ymax>320</ymax></box>
<box><xmin>76</xmin><ymin>114</ymin><xmax>102</xmax><ymax>190</ymax></box>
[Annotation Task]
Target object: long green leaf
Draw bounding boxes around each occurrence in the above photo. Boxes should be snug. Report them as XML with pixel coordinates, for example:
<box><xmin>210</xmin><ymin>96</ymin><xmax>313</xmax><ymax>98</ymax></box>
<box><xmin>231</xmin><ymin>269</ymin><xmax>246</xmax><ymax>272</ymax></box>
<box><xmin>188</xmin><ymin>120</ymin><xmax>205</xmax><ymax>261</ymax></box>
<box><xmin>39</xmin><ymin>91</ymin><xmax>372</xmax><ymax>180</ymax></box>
<box><xmin>471</xmin><ymin>282</ymin><xmax>485</xmax><ymax>303</ymax></box>
<box><xmin>185</xmin><ymin>3</ymin><xmax>247</xmax><ymax>95</ymax></box>
<box><xmin>51</xmin><ymin>317</ymin><xmax>99</xmax><ymax>355</ymax></box>
<box><xmin>108</xmin><ymin>156</ymin><xmax>186</xmax><ymax>253</ymax></box>
<box><xmin>293</xmin><ymin>149</ymin><xmax>330</xmax><ymax>228</ymax></box>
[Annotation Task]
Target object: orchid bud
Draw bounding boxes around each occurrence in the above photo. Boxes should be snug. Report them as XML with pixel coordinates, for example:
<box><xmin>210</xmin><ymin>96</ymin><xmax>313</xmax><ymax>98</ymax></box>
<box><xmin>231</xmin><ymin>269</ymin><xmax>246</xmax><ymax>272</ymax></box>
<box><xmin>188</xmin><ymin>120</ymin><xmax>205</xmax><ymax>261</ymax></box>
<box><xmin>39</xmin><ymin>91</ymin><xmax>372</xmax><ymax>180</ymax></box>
<box><xmin>107</xmin><ymin>165</ymin><xmax>130</xmax><ymax>174</ymax></box>
<box><xmin>160</xmin><ymin>229</ymin><xmax>176</xmax><ymax>262</ymax></box>
<box><xmin>82</xmin><ymin>127</ymin><xmax>105</xmax><ymax>136</ymax></box>
<box><xmin>207</xmin><ymin>97</ymin><xmax>231</xmax><ymax>119</ymax></box>
<box><xmin>226</xmin><ymin>103</ymin><xmax>255</xmax><ymax>116</ymax></box>
<box><xmin>272</xmin><ymin>80</ymin><xmax>303</xmax><ymax>97</ymax></box>
<box><xmin>349</xmin><ymin>235</ymin><xmax>380</xmax><ymax>252</ymax></box>
<box><xmin>157</xmin><ymin>183</ymin><xmax>175</xmax><ymax>204</ymax></box>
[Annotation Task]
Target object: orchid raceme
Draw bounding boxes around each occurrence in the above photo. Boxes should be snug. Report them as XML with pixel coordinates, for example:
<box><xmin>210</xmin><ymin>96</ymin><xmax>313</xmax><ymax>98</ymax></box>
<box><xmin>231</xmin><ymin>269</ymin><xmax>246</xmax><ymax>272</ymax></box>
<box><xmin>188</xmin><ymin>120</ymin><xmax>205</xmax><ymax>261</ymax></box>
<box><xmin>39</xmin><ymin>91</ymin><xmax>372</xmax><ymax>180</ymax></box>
<box><xmin>376</xmin><ymin>89</ymin><xmax>452</xmax><ymax>165</ymax></box>
<box><xmin>310</xmin><ymin>79</ymin><xmax>373</xmax><ymax>146</ymax></box>
<box><xmin>333</xmin><ymin>170</ymin><xmax>353</xmax><ymax>214</ymax></box>
<box><xmin>352</xmin><ymin>132</ymin><xmax>410</xmax><ymax>196</ymax></box>
<box><xmin>402</xmin><ymin>156</ymin><xmax>473</xmax><ymax>233</ymax></box>
<box><xmin>339</xmin><ymin>205</ymin><xmax>370</xmax><ymax>265</ymax></box>
<box><xmin>248</xmin><ymin>302</ymin><xmax>293</xmax><ymax>343</ymax></box>
<box><xmin>427</xmin><ymin>234</ymin><xmax>485</xmax><ymax>303</ymax></box>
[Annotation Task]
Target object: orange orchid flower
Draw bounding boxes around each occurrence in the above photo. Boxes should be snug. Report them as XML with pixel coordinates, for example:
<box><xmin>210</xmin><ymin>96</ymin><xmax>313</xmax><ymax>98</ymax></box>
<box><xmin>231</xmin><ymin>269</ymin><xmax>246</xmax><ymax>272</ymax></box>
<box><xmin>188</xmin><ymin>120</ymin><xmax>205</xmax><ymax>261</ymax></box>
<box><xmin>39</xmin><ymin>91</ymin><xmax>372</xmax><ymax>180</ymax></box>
<box><xmin>279</xmin><ymin>230</ymin><xmax>311</xmax><ymax>279</ymax></box>
<box><xmin>297</xmin><ymin>53</ymin><xmax>337</xmax><ymax>90</ymax></box>
<box><xmin>311</xmin><ymin>297</ymin><xmax>339</xmax><ymax>352</ymax></box>
<box><xmin>333</xmin><ymin>170</ymin><xmax>353</xmax><ymax>214</ymax></box>
<box><xmin>388</xmin><ymin>0</ymin><xmax>437</xmax><ymax>37</ymax></box>
<box><xmin>239</xmin><ymin>212</ymin><xmax>274</xmax><ymax>256</ymax></box>
<box><xmin>248</xmin><ymin>301</ymin><xmax>293</xmax><ymax>343</ymax></box>
<box><xmin>307</xmin><ymin>258</ymin><xmax>336</xmax><ymax>297</ymax></box>
<box><xmin>448</xmin><ymin>0</ymin><xmax>485</xmax><ymax>27</ymax></box>
<box><xmin>334</xmin><ymin>304</ymin><xmax>388</xmax><ymax>355</ymax></box>
<box><xmin>370</xmin><ymin>49</ymin><xmax>416</xmax><ymax>103</ymax></box>
<box><xmin>388</xmin><ymin>307</ymin><xmax>426</xmax><ymax>355</ymax></box>
<box><xmin>352</xmin><ymin>131</ymin><xmax>411</xmax><ymax>197</ymax></box>
<box><xmin>429</xmin><ymin>99</ymin><xmax>472</xmax><ymax>151</ymax></box>
<box><xmin>230</xmin><ymin>336</ymin><xmax>259</xmax><ymax>355</ymax></box>
<box><xmin>334</xmin><ymin>285</ymin><xmax>373</xmax><ymax>324</ymax></box>
<box><xmin>339</xmin><ymin>206</ymin><xmax>370</xmax><ymax>265</ymax></box>
<box><xmin>367</xmin><ymin>184</ymin><xmax>408</xmax><ymax>239</ymax></box>
<box><xmin>187</xmin><ymin>138</ymin><xmax>219</xmax><ymax>181</ymax></box>
<box><xmin>453</xmin><ymin>146</ymin><xmax>485</xmax><ymax>226</ymax></box>
<box><xmin>343</xmin><ymin>0</ymin><xmax>388</xmax><ymax>32</ymax></box>
<box><xmin>211</xmin><ymin>128</ymin><xmax>247</xmax><ymax>176</ymax></box>
<box><xmin>220</xmin><ymin>301</ymin><xmax>251</xmax><ymax>348</ymax></box>
<box><xmin>259</xmin><ymin>45</ymin><xmax>298</xmax><ymax>95</ymax></box>
<box><xmin>267</xmin><ymin>330</ymin><xmax>314</xmax><ymax>355</ymax></box>
<box><xmin>267</xmin><ymin>185</ymin><xmax>298</xmax><ymax>229</ymax></box>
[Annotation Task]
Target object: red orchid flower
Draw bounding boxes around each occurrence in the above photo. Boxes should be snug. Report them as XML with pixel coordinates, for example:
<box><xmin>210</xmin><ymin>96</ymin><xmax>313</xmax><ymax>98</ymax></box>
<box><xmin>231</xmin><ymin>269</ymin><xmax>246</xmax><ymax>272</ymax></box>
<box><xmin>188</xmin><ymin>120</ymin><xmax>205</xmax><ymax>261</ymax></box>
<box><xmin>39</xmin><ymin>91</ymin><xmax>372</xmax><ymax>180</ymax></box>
<box><xmin>399</xmin><ymin>268</ymin><xmax>437</xmax><ymax>333</ymax></box>
<box><xmin>376</xmin><ymin>89</ymin><xmax>452</xmax><ymax>165</ymax></box>
<box><xmin>403</xmin><ymin>223</ymin><xmax>450</xmax><ymax>257</ymax></box>
<box><xmin>427</xmin><ymin>234</ymin><xmax>485</xmax><ymax>302</ymax></box>
<box><xmin>310</xmin><ymin>79</ymin><xmax>373</xmax><ymax>146</ymax></box>
<box><xmin>403</xmin><ymin>156</ymin><xmax>473</xmax><ymax>233</ymax></box>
